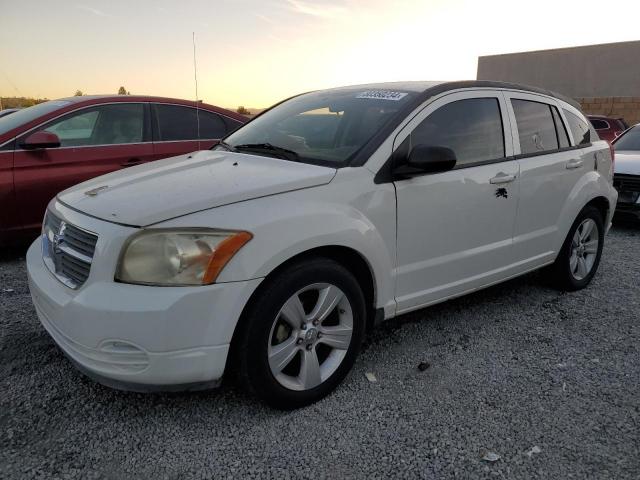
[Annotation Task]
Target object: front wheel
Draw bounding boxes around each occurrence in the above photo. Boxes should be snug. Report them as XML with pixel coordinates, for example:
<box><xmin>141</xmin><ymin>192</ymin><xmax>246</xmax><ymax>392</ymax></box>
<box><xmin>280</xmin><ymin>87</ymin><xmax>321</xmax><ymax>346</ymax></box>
<box><xmin>545</xmin><ymin>205</ymin><xmax>604</xmax><ymax>291</ymax></box>
<box><xmin>232</xmin><ymin>258</ymin><xmax>366</xmax><ymax>409</ymax></box>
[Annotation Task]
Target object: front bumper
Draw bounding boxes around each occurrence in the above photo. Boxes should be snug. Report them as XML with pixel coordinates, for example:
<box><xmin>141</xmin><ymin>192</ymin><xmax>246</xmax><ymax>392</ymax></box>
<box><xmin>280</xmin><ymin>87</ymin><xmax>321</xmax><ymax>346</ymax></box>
<box><xmin>27</xmin><ymin>237</ymin><xmax>262</xmax><ymax>390</ymax></box>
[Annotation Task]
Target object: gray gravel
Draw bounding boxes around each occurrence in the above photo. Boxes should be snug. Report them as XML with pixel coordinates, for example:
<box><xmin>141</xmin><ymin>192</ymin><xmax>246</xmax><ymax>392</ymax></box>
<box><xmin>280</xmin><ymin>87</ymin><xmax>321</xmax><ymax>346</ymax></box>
<box><xmin>1</xmin><ymin>225</ymin><xmax>639</xmax><ymax>479</ymax></box>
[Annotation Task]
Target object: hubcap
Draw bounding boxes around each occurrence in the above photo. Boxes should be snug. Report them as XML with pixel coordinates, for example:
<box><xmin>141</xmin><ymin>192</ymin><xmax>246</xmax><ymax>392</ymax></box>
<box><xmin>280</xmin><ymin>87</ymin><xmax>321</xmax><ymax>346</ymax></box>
<box><xmin>267</xmin><ymin>283</ymin><xmax>353</xmax><ymax>391</ymax></box>
<box><xmin>569</xmin><ymin>218</ymin><xmax>599</xmax><ymax>281</ymax></box>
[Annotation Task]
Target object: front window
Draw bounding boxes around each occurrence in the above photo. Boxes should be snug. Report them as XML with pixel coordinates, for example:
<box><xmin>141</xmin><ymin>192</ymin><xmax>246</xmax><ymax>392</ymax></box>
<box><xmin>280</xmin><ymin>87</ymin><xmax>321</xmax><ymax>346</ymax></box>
<box><xmin>37</xmin><ymin>103</ymin><xmax>144</xmax><ymax>147</ymax></box>
<box><xmin>0</xmin><ymin>100</ymin><xmax>72</xmax><ymax>136</ymax></box>
<box><xmin>409</xmin><ymin>97</ymin><xmax>505</xmax><ymax>166</ymax></box>
<box><xmin>613</xmin><ymin>125</ymin><xmax>640</xmax><ymax>151</ymax></box>
<box><xmin>219</xmin><ymin>89</ymin><xmax>417</xmax><ymax>167</ymax></box>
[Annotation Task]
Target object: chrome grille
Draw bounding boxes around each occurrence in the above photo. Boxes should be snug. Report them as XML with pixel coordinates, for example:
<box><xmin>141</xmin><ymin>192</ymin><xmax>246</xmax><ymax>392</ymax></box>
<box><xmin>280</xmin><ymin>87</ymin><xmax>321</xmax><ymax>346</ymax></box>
<box><xmin>42</xmin><ymin>212</ymin><xmax>98</xmax><ymax>289</ymax></box>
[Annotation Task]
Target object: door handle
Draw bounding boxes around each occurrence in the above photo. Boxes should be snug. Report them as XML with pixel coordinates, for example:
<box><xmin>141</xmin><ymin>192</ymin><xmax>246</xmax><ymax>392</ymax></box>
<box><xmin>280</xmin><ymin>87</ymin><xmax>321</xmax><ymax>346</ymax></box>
<box><xmin>121</xmin><ymin>158</ymin><xmax>143</xmax><ymax>167</ymax></box>
<box><xmin>566</xmin><ymin>159</ymin><xmax>583</xmax><ymax>170</ymax></box>
<box><xmin>489</xmin><ymin>173</ymin><xmax>516</xmax><ymax>184</ymax></box>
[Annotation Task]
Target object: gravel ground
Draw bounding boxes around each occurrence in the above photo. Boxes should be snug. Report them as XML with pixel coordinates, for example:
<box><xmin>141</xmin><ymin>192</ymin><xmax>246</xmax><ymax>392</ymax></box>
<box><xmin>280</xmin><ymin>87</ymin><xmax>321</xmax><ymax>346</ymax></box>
<box><xmin>1</xmin><ymin>225</ymin><xmax>639</xmax><ymax>479</ymax></box>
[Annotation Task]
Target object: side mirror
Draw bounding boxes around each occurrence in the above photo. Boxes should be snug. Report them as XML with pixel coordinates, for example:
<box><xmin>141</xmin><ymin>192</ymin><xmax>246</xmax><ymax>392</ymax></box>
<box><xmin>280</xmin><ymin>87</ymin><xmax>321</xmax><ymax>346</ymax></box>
<box><xmin>21</xmin><ymin>131</ymin><xmax>61</xmax><ymax>150</ymax></box>
<box><xmin>394</xmin><ymin>145</ymin><xmax>457</xmax><ymax>177</ymax></box>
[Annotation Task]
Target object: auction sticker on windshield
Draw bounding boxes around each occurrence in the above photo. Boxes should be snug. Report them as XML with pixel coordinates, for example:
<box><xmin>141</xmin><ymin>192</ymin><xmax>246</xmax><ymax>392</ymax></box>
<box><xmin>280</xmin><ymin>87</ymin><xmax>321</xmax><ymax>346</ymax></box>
<box><xmin>356</xmin><ymin>91</ymin><xmax>408</xmax><ymax>101</ymax></box>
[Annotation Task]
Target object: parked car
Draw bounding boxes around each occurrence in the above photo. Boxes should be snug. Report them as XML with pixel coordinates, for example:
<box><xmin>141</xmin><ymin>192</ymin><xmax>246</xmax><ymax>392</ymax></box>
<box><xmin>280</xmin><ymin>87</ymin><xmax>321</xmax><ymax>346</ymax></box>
<box><xmin>27</xmin><ymin>81</ymin><xmax>617</xmax><ymax>409</ymax></box>
<box><xmin>0</xmin><ymin>96</ymin><xmax>246</xmax><ymax>245</ymax></box>
<box><xmin>588</xmin><ymin>115</ymin><xmax>628</xmax><ymax>143</ymax></box>
<box><xmin>0</xmin><ymin>108</ymin><xmax>20</xmax><ymax>119</ymax></box>
<box><xmin>612</xmin><ymin>124</ymin><xmax>640</xmax><ymax>221</ymax></box>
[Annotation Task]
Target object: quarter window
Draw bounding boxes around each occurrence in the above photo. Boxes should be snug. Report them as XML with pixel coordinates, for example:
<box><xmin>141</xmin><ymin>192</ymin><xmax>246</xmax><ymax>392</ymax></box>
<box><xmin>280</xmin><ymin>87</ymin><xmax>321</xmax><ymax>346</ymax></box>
<box><xmin>511</xmin><ymin>99</ymin><xmax>558</xmax><ymax>154</ymax></box>
<box><xmin>40</xmin><ymin>103</ymin><xmax>144</xmax><ymax>147</ymax></box>
<box><xmin>563</xmin><ymin>109</ymin><xmax>592</xmax><ymax>146</ymax></box>
<box><xmin>155</xmin><ymin>104</ymin><xmax>227</xmax><ymax>141</ymax></box>
<box><xmin>410</xmin><ymin>98</ymin><xmax>505</xmax><ymax>166</ymax></box>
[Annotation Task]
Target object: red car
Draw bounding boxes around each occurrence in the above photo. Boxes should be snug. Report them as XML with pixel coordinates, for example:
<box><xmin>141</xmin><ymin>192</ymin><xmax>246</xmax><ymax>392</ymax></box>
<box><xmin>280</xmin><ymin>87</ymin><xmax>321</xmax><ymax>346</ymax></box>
<box><xmin>0</xmin><ymin>96</ymin><xmax>246</xmax><ymax>245</ymax></box>
<box><xmin>587</xmin><ymin>115</ymin><xmax>629</xmax><ymax>143</ymax></box>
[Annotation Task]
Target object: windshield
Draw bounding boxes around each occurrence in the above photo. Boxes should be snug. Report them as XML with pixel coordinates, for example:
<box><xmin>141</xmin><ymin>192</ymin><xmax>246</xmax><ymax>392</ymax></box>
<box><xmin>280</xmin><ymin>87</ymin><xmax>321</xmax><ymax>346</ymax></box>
<box><xmin>0</xmin><ymin>100</ymin><xmax>72</xmax><ymax>137</ymax></box>
<box><xmin>613</xmin><ymin>125</ymin><xmax>640</xmax><ymax>151</ymax></box>
<box><xmin>219</xmin><ymin>88</ymin><xmax>417</xmax><ymax>166</ymax></box>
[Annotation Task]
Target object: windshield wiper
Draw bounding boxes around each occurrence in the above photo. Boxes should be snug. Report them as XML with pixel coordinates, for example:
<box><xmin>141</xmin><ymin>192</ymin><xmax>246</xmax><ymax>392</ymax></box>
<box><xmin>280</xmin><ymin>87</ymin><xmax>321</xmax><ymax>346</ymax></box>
<box><xmin>233</xmin><ymin>143</ymin><xmax>300</xmax><ymax>161</ymax></box>
<box><xmin>213</xmin><ymin>140</ymin><xmax>237</xmax><ymax>152</ymax></box>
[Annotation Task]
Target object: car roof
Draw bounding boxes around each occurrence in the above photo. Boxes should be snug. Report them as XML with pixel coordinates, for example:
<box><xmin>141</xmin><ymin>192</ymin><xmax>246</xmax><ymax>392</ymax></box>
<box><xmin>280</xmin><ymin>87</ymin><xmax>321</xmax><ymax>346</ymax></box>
<box><xmin>322</xmin><ymin>80</ymin><xmax>582</xmax><ymax>110</ymax></box>
<box><xmin>53</xmin><ymin>95</ymin><xmax>245</xmax><ymax>119</ymax></box>
<box><xmin>0</xmin><ymin>95</ymin><xmax>246</xmax><ymax>145</ymax></box>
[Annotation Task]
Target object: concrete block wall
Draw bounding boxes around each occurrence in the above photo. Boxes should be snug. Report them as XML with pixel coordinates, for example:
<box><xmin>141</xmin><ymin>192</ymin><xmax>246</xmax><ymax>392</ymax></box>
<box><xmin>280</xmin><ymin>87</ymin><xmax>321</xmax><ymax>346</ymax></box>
<box><xmin>576</xmin><ymin>97</ymin><xmax>640</xmax><ymax>126</ymax></box>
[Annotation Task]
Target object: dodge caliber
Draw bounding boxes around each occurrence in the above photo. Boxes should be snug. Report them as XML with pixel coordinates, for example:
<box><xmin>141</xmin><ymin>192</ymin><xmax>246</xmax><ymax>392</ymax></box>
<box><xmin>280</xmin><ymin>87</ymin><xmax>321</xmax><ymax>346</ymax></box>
<box><xmin>27</xmin><ymin>81</ymin><xmax>618</xmax><ymax>409</ymax></box>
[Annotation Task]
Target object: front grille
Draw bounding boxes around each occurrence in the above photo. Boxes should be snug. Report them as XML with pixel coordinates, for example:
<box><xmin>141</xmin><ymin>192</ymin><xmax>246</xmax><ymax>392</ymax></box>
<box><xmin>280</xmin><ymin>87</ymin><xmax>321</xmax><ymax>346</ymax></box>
<box><xmin>613</xmin><ymin>174</ymin><xmax>640</xmax><ymax>193</ymax></box>
<box><xmin>42</xmin><ymin>212</ymin><xmax>98</xmax><ymax>289</ymax></box>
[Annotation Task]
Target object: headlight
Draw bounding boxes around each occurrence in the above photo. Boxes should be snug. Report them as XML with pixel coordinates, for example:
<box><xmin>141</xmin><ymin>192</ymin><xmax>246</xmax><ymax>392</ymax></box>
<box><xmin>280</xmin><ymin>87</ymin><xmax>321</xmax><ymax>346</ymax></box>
<box><xmin>115</xmin><ymin>229</ymin><xmax>252</xmax><ymax>286</ymax></box>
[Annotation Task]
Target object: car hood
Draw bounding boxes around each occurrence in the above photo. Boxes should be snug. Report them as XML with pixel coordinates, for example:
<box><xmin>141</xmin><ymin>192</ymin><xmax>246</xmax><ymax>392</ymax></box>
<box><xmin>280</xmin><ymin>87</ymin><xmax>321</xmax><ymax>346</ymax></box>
<box><xmin>57</xmin><ymin>150</ymin><xmax>337</xmax><ymax>226</ymax></box>
<box><xmin>614</xmin><ymin>151</ymin><xmax>640</xmax><ymax>176</ymax></box>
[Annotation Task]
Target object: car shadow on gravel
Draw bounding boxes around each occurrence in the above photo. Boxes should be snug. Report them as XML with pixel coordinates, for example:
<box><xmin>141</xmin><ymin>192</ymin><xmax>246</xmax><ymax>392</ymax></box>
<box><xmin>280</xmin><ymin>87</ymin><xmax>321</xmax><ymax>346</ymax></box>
<box><xmin>0</xmin><ymin>244</ymin><xmax>29</xmax><ymax>262</ymax></box>
<box><xmin>362</xmin><ymin>269</ymin><xmax>551</xmax><ymax>351</ymax></box>
<box><xmin>1</xmin><ymin>224</ymin><xmax>632</xmax><ymax>414</ymax></box>
<box><xmin>1</xmin><ymin>263</ymin><xmax>555</xmax><ymax>424</ymax></box>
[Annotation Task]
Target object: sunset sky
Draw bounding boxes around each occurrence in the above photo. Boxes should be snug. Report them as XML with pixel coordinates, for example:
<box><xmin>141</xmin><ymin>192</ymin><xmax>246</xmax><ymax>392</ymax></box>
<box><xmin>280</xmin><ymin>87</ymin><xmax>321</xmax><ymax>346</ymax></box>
<box><xmin>2</xmin><ymin>0</ymin><xmax>639</xmax><ymax>109</ymax></box>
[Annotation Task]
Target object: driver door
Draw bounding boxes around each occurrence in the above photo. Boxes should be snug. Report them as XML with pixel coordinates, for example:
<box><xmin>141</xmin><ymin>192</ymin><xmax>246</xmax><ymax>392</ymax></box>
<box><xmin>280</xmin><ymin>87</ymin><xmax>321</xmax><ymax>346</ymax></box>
<box><xmin>393</xmin><ymin>90</ymin><xmax>520</xmax><ymax>313</ymax></box>
<box><xmin>13</xmin><ymin>102</ymin><xmax>153</xmax><ymax>233</ymax></box>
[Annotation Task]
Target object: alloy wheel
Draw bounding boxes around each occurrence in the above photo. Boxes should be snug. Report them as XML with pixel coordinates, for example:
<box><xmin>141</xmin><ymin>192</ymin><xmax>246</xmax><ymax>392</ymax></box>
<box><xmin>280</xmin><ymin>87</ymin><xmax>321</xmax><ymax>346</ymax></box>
<box><xmin>267</xmin><ymin>283</ymin><xmax>353</xmax><ymax>391</ymax></box>
<box><xmin>569</xmin><ymin>218</ymin><xmax>599</xmax><ymax>280</ymax></box>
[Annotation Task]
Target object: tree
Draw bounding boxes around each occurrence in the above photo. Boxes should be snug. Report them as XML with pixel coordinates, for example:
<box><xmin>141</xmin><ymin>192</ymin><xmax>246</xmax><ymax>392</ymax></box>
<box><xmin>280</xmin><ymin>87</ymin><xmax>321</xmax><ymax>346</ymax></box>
<box><xmin>118</xmin><ymin>86</ymin><xmax>130</xmax><ymax>95</ymax></box>
<box><xmin>74</xmin><ymin>90</ymin><xmax>83</xmax><ymax>96</ymax></box>
<box><xmin>236</xmin><ymin>106</ymin><xmax>251</xmax><ymax>115</ymax></box>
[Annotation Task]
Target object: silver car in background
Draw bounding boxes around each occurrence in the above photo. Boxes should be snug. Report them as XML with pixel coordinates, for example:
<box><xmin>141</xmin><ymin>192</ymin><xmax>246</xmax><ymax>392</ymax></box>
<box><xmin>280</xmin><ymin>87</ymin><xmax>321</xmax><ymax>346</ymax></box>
<box><xmin>612</xmin><ymin>124</ymin><xmax>640</xmax><ymax>221</ymax></box>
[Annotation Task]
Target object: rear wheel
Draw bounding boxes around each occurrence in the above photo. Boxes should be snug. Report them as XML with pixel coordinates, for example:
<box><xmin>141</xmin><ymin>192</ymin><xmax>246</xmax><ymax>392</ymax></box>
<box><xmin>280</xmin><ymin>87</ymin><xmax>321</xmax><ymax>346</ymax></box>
<box><xmin>233</xmin><ymin>258</ymin><xmax>366</xmax><ymax>409</ymax></box>
<box><xmin>545</xmin><ymin>206</ymin><xmax>604</xmax><ymax>291</ymax></box>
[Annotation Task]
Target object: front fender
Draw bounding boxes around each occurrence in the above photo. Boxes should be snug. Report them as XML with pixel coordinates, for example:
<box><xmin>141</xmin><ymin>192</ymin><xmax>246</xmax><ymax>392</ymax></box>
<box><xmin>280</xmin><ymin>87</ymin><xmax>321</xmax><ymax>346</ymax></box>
<box><xmin>159</xmin><ymin>176</ymin><xmax>397</xmax><ymax>314</ymax></box>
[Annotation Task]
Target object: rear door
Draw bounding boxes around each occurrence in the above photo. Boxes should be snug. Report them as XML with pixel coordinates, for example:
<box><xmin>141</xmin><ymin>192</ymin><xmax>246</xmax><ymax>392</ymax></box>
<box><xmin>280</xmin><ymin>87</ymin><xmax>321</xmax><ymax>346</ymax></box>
<box><xmin>505</xmin><ymin>92</ymin><xmax>587</xmax><ymax>265</ymax></box>
<box><xmin>151</xmin><ymin>103</ymin><xmax>229</xmax><ymax>159</ymax></box>
<box><xmin>393</xmin><ymin>90</ymin><xmax>519</xmax><ymax>313</ymax></box>
<box><xmin>0</xmin><ymin>141</ymin><xmax>16</xmax><ymax>242</ymax></box>
<box><xmin>13</xmin><ymin>102</ymin><xmax>153</xmax><ymax>231</ymax></box>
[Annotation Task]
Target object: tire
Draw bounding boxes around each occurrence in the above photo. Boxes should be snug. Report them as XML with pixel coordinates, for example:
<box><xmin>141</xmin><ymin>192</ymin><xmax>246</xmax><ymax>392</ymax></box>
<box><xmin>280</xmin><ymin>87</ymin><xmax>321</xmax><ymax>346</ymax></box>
<box><xmin>545</xmin><ymin>205</ymin><xmax>604</xmax><ymax>291</ymax></box>
<box><xmin>232</xmin><ymin>257</ymin><xmax>367</xmax><ymax>410</ymax></box>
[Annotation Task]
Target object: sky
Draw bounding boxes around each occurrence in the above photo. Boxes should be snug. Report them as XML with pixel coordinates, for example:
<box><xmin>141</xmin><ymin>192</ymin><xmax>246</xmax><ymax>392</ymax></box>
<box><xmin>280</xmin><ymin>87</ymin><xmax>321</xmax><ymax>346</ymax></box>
<box><xmin>2</xmin><ymin>0</ymin><xmax>639</xmax><ymax>109</ymax></box>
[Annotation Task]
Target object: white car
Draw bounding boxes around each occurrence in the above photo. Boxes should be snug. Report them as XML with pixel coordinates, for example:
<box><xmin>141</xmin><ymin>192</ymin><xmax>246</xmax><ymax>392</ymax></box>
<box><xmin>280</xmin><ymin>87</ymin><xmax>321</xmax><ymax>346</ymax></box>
<box><xmin>612</xmin><ymin>124</ymin><xmax>640</xmax><ymax>221</ymax></box>
<box><xmin>27</xmin><ymin>81</ymin><xmax>618</xmax><ymax>409</ymax></box>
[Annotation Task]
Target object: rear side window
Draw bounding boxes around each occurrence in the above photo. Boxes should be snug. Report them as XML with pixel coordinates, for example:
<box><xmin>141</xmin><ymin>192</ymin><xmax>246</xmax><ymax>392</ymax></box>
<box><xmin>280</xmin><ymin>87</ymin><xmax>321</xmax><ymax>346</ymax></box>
<box><xmin>155</xmin><ymin>104</ymin><xmax>227</xmax><ymax>141</ymax></box>
<box><xmin>410</xmin><ymin>97</ymin><xmax>504</xmax><ymax>166</ymax></box>
<box><xmin>223</xmin><ymin>117</ymin><xmax>244</xmax><ymax>134</ymax></box>
<box><xmin>563</xmin><ymin>109</ymin><xmax>592</xmax><ymax>146</ymax></box>
<box><xmin>590</xmin><ymin>119</ymin><xmax>609</xmax><ymax>130</ymax></box>
<box><xmin>511</xmin><ymin>99</ymin><xmax>558</xmax><ymax>154</ymax></box>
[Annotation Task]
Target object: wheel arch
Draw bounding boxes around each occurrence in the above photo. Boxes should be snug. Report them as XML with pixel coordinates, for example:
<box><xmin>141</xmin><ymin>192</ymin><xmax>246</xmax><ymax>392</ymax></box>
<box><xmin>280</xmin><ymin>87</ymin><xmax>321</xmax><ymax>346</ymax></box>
<box><xmin>584</xmin><ymin>195</ymin><xmax>610</xmax><ymax>222</ymax></box>
<box><xmin>554</xmin><ymin>170</ymin><xmax>614</xmax><ymax>253</ymax></box>
<box><xmin>226</xmin><ymin>245</ymin><xmax>378</xmax><ymax>377</ymax></box>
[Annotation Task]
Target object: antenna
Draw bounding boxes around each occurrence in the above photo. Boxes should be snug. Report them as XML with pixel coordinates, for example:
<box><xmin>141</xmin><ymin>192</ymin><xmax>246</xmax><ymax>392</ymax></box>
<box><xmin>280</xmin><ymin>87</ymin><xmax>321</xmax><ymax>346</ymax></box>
<box><xmin>192</xmin><ymin>32</ymin><xmax>201</xmax><ymax>150</ymax></box>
